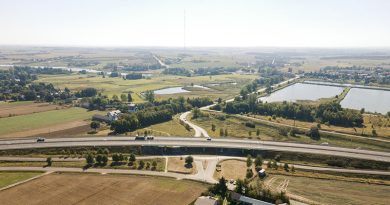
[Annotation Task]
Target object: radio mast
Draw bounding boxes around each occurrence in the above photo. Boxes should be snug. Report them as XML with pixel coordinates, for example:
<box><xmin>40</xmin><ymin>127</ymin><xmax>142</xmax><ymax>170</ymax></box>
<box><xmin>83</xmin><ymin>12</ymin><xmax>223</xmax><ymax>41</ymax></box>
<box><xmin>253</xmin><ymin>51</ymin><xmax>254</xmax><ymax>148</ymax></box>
<box><xmin>184</xmin><ymin>9</ymin><xmax>186</xmax><ymax>50</ymax></box>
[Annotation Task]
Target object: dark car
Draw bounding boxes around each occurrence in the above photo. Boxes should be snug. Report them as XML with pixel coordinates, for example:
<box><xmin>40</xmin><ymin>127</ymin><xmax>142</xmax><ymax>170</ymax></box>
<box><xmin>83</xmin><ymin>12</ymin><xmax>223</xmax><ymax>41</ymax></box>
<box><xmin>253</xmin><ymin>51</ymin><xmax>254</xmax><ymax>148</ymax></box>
<box><xmin>36</xmin><ymin>137</ymin><xmax>45</xmax><ymax>143</ymax></box>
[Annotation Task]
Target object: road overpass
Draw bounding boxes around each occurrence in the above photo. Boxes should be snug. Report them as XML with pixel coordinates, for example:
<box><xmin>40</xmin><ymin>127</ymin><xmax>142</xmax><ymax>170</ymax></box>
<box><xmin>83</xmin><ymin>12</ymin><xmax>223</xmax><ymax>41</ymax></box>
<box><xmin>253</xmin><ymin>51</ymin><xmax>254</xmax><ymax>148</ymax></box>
<box><xmin>1</xmin><ymin>137</ymin><xmax>390</xmax><ymax>162</ymax></box>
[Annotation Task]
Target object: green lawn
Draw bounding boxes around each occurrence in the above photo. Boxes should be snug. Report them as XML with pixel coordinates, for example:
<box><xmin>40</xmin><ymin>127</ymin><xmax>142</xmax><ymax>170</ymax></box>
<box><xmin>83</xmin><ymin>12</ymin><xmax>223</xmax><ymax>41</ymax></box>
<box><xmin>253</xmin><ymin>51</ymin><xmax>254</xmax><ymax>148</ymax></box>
<box><xmin>0</xmin><ymin>171</ymin><xmax>42</xmax><ymax>188</ymax></box>
<box><xmin>0</xmin><ymin>107</ymin><xmax>101</xmax><ymax>135</ymax></box>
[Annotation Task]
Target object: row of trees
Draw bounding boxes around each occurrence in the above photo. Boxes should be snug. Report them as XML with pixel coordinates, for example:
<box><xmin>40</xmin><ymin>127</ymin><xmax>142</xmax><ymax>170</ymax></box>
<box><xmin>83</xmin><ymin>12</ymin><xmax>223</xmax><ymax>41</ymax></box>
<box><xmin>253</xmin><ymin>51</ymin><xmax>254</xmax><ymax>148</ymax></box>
<box><xmin>221</xmin><ymin>99</ymin><xmax>363</xmax><ymax>127</ymax></box>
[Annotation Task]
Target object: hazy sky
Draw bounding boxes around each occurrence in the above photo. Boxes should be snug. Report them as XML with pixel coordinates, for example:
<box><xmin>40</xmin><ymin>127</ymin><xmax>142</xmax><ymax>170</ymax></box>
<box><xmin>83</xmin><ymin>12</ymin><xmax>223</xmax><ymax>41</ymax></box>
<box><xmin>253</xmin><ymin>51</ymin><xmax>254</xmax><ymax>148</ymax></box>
<box><xmin>0</xmin><ymin>0</ymin><xmax>389</xmax><ymax>47</ymax></box>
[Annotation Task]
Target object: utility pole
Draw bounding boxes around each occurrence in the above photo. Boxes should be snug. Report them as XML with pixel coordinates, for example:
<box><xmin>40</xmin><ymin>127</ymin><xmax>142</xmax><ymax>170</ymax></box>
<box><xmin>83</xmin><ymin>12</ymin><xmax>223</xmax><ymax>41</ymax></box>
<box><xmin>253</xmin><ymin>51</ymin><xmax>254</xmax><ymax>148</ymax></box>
<box><xmin>184</xmin><ymin>9</ymin><xmax>186</xmax><ymax>50</ymax></box>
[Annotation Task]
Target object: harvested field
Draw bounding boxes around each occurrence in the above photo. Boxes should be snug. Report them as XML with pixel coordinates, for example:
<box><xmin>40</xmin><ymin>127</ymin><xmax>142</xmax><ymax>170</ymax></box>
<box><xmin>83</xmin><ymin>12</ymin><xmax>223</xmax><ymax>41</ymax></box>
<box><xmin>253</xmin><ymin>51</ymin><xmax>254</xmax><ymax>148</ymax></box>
<box><xmin>0</xmin><ymin>108</ymin><xmax>103</xmax><ymax>138</ymax></box>
<box><xmin>267</xmin><ymin>175</ymin><xmax>390</xmax><ymax>205</ymax></box>
<box><xmin>1</xmin><ymin>120</ymin><xmax>89</xmax><ymax>139</ymax></box>
<box><xmin>0</xmin><ymin>173</ymin><xmax>208</xmax><ymax>205</ymax></box>
<box><xmin>0</xmin><ymin>102</ymin><xmax>63</xmax><ymax>118</ymax></box>
<box><xmin>167</xmin><ymin>157</ymin><xmax>196</xmax><ymax>174</ymax></box>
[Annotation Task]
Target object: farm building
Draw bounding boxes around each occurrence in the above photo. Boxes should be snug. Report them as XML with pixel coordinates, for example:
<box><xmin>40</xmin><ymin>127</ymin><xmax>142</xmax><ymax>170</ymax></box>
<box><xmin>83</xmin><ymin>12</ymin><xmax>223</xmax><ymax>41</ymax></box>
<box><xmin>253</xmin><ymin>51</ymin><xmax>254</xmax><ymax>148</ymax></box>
<box><xmin>107</xmin><ymin>110</ymin><xmax>121</xmax><ymax>121</ymax></box>
<box><xmin>194</xmin><ymin>196</ymin><xmax>219</xmax><ymax>205</ymax></box>
<box><xmin>128</xmin><ymin>103</ymin><xmax>138</xmax><ymax>112</ymax></box>
<box><xmin>230</xmin><ymin>192</ymin><xmax>274</xmax><ymax>205</ymax></box>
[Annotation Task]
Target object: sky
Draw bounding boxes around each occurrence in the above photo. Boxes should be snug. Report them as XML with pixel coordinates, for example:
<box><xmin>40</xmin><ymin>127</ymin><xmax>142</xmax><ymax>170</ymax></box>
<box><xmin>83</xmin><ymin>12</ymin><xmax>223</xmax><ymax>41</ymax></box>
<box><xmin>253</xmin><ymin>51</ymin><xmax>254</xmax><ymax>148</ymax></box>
<box><xmin>0</xmin><ymin>0</ymin><xmax>390</xmax><ymax>47</ymax></box>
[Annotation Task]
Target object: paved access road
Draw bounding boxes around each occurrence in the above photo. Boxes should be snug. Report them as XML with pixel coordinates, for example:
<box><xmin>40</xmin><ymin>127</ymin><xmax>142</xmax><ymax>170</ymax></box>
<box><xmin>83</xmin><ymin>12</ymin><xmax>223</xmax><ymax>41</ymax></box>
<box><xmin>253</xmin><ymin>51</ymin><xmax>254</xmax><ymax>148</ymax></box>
<box><xmin>179</xmin><ymin>112</ymin><xmax>209</xmax><ymax>137</ymax></box>
<box><xmin>1</xmin><ymin>137</ymin><xmax>390</xmax><ymax>162</ymax></box>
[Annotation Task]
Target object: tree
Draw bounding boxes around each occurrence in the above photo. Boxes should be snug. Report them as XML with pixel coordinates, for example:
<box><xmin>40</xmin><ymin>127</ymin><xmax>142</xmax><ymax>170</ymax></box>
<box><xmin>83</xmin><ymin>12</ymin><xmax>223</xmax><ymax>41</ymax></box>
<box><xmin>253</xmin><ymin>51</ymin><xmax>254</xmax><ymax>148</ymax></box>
<box><xmin>102</xmin><ymin>155</ymin><xmax>108</xmax><ymax>165</ymax></box>
<box><xmin>284</xmin><ymin>163</ymin><xmax>290</xmax><ymax>172</ymax></box>
<box><xmin>86</xmin><ymin>153</ymin><xmax>95</xmax><ymax>165</ymax></box>
<box><xmin>265</xmin><ymin>84</ymin><xmax>272</xmax><ymax>94</ymax></box>
<box><xmin>211</xmin><ymin>124</ymin><xmax>216</xmax><ymax>132</ymax></box>
<box><xmin>144</xmin><ymin>90</ymin><xmax>155</xmax><ymax>103</ymax></box>
<box><xmin>256</xmin><ymin>128</ymin><xmax>260</xmax><ymax>136</ymax></box>
<box><xmin>112</xmin><ymin>94</ymin><xmax>119</xmax><ymax>101</ymax></box>
<box><xmin>224</xmin><ymin>128</ymin><xmax>228</xmax><ymax>137</ymax></box>
<box><xmin>96</xmin><ymin>154</ymin><xmax>103</xmax><ymax>164</ymax></box>
<box><xmin>372</xmin><ymin>129</ymin><xmax>377</xmax><ymax>137</ymax></box>
<box><xmin>254</xmin><ymin>155</ymin><xmax>263</xmax><ymax>167</ymax></box>
<box><xmin>308</xmin><ymin>126</ymin><xmax>320</xmax><ymax>140</ymax></box>
<box><xmin>248</xmin><ymin>94</ymin><xmax>257</xmax><ymax>112</ymax></box>
<box><xmin>267</xmin><ymin>161</ymin><xmax>272</xmax><ymax>168</ymax></box>
<box><xmin>216</xmin><ymin>177</ymin><xmax>228</xmax><ymax>197</ymax></box>
<box><xmin>46</xmin><ymin>157</ymin><xmax>52</xmax><ymax>166</ymax></box>
<box><xmin>246</xmin><ymin>169</ymin><xmax>253</xmax><ymax>178</ymax></box>
<box><xmin>127</xmin><ymin>92</ymin><xmax>133</xmax><ymax>102</ymax></box>
<box><xmin>138</xmin><ymin>160</ymin><xmax>145</xmax><ymax>169</ymax></box>
<box><xmin>291</xmin><ymin>165</ymin><xmax>295</xmax><ymax>173</ymax></box>
<box><xmin>152</xmin><ymin>161</ymin><xmax>157</xmax><ymax>170</ymax></box>
<box><xmin>185</xmin><ymin>155</ymin><xmax>194</xmax><ymax>167</ymax></box>
<box><xmin>129</xmin><ymin>153</ymin><xmax>136</xmax><ymax>162</ymax></box>
<box><xmin>90</xmin><ymin>121</ymin><xmax>100</xmax><ymax>131</ymax></box>
<box><xmin>112</xmin><ymin>153</ymin><xmax>120</xmax><ymax>163</ymax></box>
<box><xmin>246</xmin><ymin>155</ymin><xmax>252</xmax><ymax>167</ymax></box>
<box><xmin>192</xmin><ymin>107</ymin><xmax>201</xmax><ymax>119</ymax></box>
<box><xmin>120</xmin><ymin>93</ymin><xmax>127</xmax><ymax>102</ymax></box>
<box><xmin>146</xmin><ymin>162</ymin><xmax>151</xmax><ymax>169</ymax></box>
<box><xmin>235</xmin><ymin>179</ymin><xmax>247</xmax><ymax>194</ymax></box>
<box><xmin>220</xmin><ymin>128</ymin><xmax>224</xmax><ymax>137</ymax></box>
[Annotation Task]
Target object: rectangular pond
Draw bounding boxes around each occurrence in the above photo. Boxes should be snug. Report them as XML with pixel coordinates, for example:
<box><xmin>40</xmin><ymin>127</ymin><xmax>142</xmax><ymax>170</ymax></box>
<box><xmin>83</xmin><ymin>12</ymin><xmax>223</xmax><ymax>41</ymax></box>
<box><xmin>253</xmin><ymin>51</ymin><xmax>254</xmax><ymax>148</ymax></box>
<box><xmin>340</xmin><ymin>88</ymin><xmax>390</xmax><ymax>114</ymax></box>
<box><xmin>154</xmin><ymin>87</ymin><xmax>190</xmax><ymax>95</ymax></box>
<box><xmin>259</xmin><ymin>83</ymin><xmax>344</xmax><ymax>103</ymax></box>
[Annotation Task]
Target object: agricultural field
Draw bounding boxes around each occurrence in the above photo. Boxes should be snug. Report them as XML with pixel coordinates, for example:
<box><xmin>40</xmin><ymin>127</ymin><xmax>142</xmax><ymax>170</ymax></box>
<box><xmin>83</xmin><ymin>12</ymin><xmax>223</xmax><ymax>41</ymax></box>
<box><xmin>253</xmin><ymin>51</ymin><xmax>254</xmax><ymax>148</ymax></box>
<box><xmin>0</xmin><ymin>101</ymin><xmax>64</xmax><ymax>118</ymax></box>
<box><xmin>0</xmin><ymin>107</ymin><xmax>103</xmax><ymax>138</ymax></box>
<box><xmin>0</xmin><ymin>46</ymin><xmax>153</xmax><ymax>69</ymax></box>
<box><xmin>266</xmin><ymin>174</ymin><xmax>390</xmax><ymax>205</ymax></box>
<box><xmin>0</xmin><ymin>171</ymin><xmax>42</xmax><ymax>188</ymax></box>
<box><xmin>155</xmin><ymin>49</ymin><xmax>257</xmax><ymax>69</ymax></box>
<box><xmin>0</xmin><ymin>173</ymin><xmax>208</xmax><ymax>205</ymax></box>
<box><xmin>36</xmin><ymin>73</ymin><xmax>257</xmax><ymax>102</ymax></box>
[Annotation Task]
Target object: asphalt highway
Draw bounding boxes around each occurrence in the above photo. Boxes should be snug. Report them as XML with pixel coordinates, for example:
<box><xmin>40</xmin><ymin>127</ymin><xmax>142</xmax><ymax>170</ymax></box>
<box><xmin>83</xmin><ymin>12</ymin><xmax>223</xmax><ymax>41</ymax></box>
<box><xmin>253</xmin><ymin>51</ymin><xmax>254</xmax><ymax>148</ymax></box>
<box><xmin>1</xmin><ymin>137</ymin><xmax>389</xmax><ymax>162</ymax></box>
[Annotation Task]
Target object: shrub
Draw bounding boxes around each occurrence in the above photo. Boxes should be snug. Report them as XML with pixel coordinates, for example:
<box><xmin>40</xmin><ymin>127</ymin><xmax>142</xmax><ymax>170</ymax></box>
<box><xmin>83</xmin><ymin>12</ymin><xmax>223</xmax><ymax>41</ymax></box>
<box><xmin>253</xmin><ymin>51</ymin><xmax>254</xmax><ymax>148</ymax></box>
<box><xmin>245</xmin><ymin>122</ymin><xmax>256</xmax><ymax>128</ymax></box>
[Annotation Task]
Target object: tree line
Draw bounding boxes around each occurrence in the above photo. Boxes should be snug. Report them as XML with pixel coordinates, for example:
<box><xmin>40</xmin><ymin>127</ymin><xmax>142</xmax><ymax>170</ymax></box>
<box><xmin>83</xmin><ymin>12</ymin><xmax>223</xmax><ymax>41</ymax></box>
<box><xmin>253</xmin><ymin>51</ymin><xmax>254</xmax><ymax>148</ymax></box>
<box><xmin>219</xmin><ymin>98</ymin><xmax>363</xmax><ymax>127</ymax></box>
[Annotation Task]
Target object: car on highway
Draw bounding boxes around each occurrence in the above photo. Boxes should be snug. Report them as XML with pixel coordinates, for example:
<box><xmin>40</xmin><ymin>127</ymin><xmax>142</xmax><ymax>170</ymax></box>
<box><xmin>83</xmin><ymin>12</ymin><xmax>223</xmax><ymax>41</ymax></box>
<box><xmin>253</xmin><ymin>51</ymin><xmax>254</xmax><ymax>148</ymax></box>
<box><xmin>206</xmin><ymin>137</ymin><xmax>212</xmax><ymax>141</ymax></box>
<box><xmin>36</xmin><ymin>137</ymin><xmax>45</xmax><ymax>143</ymax></box>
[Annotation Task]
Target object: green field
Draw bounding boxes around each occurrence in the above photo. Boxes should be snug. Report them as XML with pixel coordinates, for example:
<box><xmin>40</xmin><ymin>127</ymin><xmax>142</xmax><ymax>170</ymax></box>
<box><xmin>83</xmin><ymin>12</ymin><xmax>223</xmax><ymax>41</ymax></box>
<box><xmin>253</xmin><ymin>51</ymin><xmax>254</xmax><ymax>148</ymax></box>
<box><xmin>0</xmin><ymin>171</ymin><xmax>42</xmax><ymax>188</ymax></box>
<box><xmin>36</xmin><ymin>73</ymin><xmax>257</xmax><ymax>102</ymax></box>
<box><xmin>0</xmin><ymin>107</ymin><xmax>102</xmax><ymax>135</ymax></box>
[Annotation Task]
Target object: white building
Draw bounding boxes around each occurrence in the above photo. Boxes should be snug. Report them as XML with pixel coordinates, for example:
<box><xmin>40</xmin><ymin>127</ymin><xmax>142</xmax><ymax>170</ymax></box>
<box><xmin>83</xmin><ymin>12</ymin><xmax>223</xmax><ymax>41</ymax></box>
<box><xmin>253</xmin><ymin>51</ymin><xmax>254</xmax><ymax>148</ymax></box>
<box><xmin>107</xmin><ymin>110</ymin><xmax>121</xmax><ymax>122</ymax></box>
